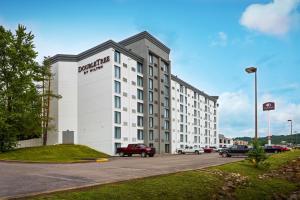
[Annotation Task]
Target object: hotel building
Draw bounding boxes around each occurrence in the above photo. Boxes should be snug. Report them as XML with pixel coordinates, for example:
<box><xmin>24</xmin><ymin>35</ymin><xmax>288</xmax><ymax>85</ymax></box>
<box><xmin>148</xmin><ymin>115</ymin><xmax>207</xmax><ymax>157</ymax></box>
<box><xmin>48</xmin><ymin>31</ymin><xmax>218</xmax><ymax>155</ymax></box>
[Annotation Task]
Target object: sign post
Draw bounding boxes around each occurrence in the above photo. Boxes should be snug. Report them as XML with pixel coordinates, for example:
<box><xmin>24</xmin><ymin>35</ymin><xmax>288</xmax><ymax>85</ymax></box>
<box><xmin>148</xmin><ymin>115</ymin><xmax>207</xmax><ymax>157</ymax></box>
<box><xmin>263</xmin><ymin>102</ymin><xmax>275</xmax><ymax>145</ymax></box>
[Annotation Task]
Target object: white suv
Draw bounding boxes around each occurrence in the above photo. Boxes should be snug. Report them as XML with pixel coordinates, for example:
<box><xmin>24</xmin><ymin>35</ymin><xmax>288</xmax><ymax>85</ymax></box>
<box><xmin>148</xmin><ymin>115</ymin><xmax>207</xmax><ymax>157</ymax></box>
<box><xmin>177</xmin><ymin>146</ymin><xmax>204</xmax><ymax>155</ymax></box>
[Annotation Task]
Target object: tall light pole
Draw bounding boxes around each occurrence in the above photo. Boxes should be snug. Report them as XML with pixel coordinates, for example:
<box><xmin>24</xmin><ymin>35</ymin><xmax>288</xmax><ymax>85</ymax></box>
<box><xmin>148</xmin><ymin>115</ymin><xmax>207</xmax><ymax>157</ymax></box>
<box><xmin>288</xmin><ymin>120</ymin><xmax>293</xmax><ymax>144</ymax></box>
<box><xmin>245</xmin><ymin>67</ymin><xmax>258</xmax><ymax>140</ymax></box>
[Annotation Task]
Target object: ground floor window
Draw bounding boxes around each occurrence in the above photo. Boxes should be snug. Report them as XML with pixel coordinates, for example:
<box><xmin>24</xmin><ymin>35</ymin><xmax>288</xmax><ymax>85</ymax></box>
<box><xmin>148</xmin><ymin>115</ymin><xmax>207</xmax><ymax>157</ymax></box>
<box><xmin>165</xmin><ymin>144</ymin><xmax>170</xmax><ymax>153</ymax></box>
<box><xmin>149</xmin><ymin>143</ymin><xmax>153</xmax><ymax>147</ymax></box>
<box><xmin>114</xmin><ymin>143</ymin><xmax>121</xmax><ymax>154</ymax></box>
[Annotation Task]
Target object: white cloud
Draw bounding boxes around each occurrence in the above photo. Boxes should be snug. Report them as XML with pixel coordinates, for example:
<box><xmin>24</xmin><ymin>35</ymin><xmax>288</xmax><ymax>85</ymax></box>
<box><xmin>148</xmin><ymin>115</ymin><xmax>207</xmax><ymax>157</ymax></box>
<box><xmin>240</xmin><ymin>0</ymin><xmax>300</xmax><ymax>36</ymax></box>
<box><xmin>210</xmin><ymin>31</ymin><xmax>228</xmax><ymax>46</ymax></box>
<box><xmin>218</xmin><ymin>90</ymin><xmax>300</xmax><ymax>138</ymax></box>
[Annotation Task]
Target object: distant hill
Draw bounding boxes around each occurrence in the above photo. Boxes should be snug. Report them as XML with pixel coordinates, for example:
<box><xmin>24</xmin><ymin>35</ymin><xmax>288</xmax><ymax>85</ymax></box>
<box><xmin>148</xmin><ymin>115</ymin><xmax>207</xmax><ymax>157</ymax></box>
<box><xmin>234</xmin><ymin>133</ymin><xmax>300</xmax><ymax>145</ymax></box>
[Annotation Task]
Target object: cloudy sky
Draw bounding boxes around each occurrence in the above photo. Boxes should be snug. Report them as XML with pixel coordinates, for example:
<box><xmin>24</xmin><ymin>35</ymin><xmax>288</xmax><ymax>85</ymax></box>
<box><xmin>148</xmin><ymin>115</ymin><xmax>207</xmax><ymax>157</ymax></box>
<box><xmin>1</xmin><ymin>0</ymin><xmax>300</xmax><ymax>138</ymax></box>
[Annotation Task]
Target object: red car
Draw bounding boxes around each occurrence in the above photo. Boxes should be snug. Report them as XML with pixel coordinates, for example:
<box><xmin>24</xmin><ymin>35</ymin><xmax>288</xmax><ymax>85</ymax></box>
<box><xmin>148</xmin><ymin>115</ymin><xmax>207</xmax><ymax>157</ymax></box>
<box><xmin>204</xmin><ymin>147</ymin><xmax>213</xmax><ymax>153</ymax></box>
<box><xmin>116</xmin><ymin>144</ymin><xmax>156</xmax><ymax>157</ymax></box>
<box><xmin>274</xmin><ymin>146</ymin><xmax>290</xmax><ymax>152</ymax></box>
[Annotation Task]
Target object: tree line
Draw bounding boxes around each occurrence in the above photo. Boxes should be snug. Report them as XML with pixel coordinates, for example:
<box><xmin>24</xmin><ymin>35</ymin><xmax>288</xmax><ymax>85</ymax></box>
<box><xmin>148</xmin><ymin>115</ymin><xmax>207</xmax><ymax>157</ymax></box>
<box><xmin>0</xmin><ymin>25</ymin><xmax>60</xmax><ymax>152</ymax></box>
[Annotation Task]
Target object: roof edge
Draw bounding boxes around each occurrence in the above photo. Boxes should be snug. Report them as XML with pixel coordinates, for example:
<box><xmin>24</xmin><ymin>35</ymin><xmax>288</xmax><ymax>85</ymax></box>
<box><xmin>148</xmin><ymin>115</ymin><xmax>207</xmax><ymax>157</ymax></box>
<box><xmin>49</xmin><ymin>40</ymin><xmax>144</xmax><ymax>64</ymax></box>
<box><xmin>119</xmin><ymin>31</ymin><xmax>171</xmax><ymax>54</ymax></box>
<box><xmin>171</xmin><ymin>74</ymin><xmax>218</xmax><ymax>102</ymax></box>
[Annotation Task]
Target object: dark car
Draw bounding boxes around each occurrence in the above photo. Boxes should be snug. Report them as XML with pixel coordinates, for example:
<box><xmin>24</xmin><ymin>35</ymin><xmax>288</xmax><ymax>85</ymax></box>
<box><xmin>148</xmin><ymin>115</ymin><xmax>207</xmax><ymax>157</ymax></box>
<box><xmin>219</xmin><ymin>145</ymin><xmax>250</xmax><ymax>157</ymax></box>
<box><xmin>116</xmin><ymin>144</ymin><xmax>155</xmax><ymax>157</ymax></box>
<box><xmin>264</xmin><ymin>145</ymin><xmax>290</xmax><ymax>153</ymax></box>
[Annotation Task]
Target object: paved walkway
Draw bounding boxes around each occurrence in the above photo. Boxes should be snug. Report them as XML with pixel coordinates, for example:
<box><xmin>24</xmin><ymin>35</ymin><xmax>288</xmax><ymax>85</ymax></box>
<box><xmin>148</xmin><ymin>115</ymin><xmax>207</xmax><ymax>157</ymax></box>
<box><xmin>0</xmin><ymin>153</ymin><xmax>243</xmax><ymax>199</ymax></box>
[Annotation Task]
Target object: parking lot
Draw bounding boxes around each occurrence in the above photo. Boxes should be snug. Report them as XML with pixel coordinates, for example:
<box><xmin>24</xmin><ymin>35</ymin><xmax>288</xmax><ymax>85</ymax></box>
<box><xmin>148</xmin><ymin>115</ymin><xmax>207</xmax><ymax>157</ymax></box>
<box><xmin>0</xmin><ymin>153</ymin><xmax>243</xmax><ymax>199</ymax></box>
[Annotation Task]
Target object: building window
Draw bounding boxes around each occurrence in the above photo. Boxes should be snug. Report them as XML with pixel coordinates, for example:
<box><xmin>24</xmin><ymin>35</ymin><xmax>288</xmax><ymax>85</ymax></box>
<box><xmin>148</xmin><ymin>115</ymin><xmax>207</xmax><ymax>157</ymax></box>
<box><xmin>149</xmin><ymin>66</ymin><xmax>153</xmax><ymax>76</ymax></box>
<box><xmin>137</xmin><ymin>76</ymin><xmax>143</xmax><ymax>87</ymax></box>
<box><xmin>114</xmin><ymin>65</ymin><xmax>120</xmax><ymax>79</ymax></box>
<box><xmin>114</xmin><ymin>96</ymin><xmax>121</xmax><ymax>109</ymax></box>
<box><xmin>164</xmin><ymin>109</ymin><xmax>169</xmax><ymax>118</ymax></box>
<box><xmin>162</xmin><ymin>61</ymin><xmax>169</xmax><ymax>73</ymax></box>
<box><xmin>114</xmin><ymin>111</ymin><xmax>121</xmax><ymax>124</ymax></box>
<box><xmin>137</xmin><ymin>62</ymin><xmax>143</xmax><ymax>74</ymax></box>
<box><xmin>114</xmin><ymin>143</ymin><xmax>121</xmax><ymax>154</ymax></box>
<box><xmin>180</xmin><ymin>104</ymin><xmax>184</xmax><ymax>112</ymax></box>
<box><xmin>114</xmin><ymin>81</ymin><xmax>121</xmax><ymax>94</ymax></box>
<box><xmin>180</xmin><ymin>85</ymin><xmax>184</xmax><ymax>93</ymax></box>
<box><xmin>164</xmin><ymin>120</ymin><xmax>169</xmax><ymax>130</ymax></box>
<box><xmin>149</xmin><ymin>117</ymin><xmax>154</xmax><ymax>128</ymax></box>
<box><xmin>194</xmin><ymin>127</ymin><xmax>197</xmax><ymax>134</ymax></box>
<box><xmin>137</xmin><ymin>116</ymin><xmax>143</xmax><ymax>127</ymax></box>
<box><xmin>149</xmin><ymin>54</ymin><xmax>153</xmax><ymax>64</ymax></box>
<box><xmin>164</xmin><ymin>97</ymin><xmax>169</xmax><ymax>107</ymax></box>
<box><xmin>180</xmin><ymin>124</ymin><xmax>184</xmax><ymax>132</ymax></box>
<box><xmin>114</xmin><ymin>51</ymin><xmax>121</xmax><ymax>63</ymax></box>
<box><xmin>164</xmin><ymin>86</ymin><xmax>169</xmax><ymax>96</ymax></box>
<box><xmin>149</xmin><ymin>91</ymin><xmax>153</xmax><ymax>102</ymax></box>
<box><xmin>194</xmin><ymin>136</ymin><xmax>197</xmax><ymax>143</ymax></box>
<box><xmin>180</xmin><ymin>95</ymin><xmax>183</xmax><ymax>103</ymax></box>
<box><xmin>149</xmin><ymin>78</ymin><xmax>153</xmax><ymax>90</ymax></box>
<box><xmin>149</xmin><ymin>130</ymin><xmax>154</xmax><ymax>141</ymax></box>
<box><xmin>164</xmin><ymin>74</ymin><xmax>169</xmax><ymax>85</ymax></box>
<box><xmin>137</xmin><ymin>129</ymin><xmax>144</xmax><ymax>140</ymax></box>
<box><xmin>149</xmin><ymin>104</ymin><xmax>153</xmax><ymax>115</ymax></box>
<box><xmin>165</xmin><ymin>132</ymin><xmax>170</xmax><ymax>141</ymax></box>
<box><xmin>165</xmin><ymin>144</ymin><xmax>170</xmax><ymax>153</ymax></box>
<box><xmin>180</xmin><ymin>114</ymin><xmax>184</xmax><ymax>122</ymax></box>
<box><xmin>114</xmin><ymin>127</ymin><xmax>121</xmax><ymax>139</ymax></box>
<box><xmin>185</xmin><ymin>135</ymin><xmax>187</xmax><ymax>142</ymax></box>
<box><xmin>137</xmin><ymin>102</ymin><xmax>143</xmax><ymax>113</ymax></box>
<box><xmin>137</xmin><ymin>89</ymin><xmax>143</xmax><ymax>100</ymax></box>
<box><xmin>180</xmin><ymin>134</ymin><xmax>184</xmax><ymax>142</ymax></box>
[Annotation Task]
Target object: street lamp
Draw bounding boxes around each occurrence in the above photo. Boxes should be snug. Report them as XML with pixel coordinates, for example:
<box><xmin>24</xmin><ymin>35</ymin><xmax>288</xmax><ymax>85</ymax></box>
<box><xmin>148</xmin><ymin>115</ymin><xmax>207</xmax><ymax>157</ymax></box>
<box><xmin>245</xmin><ymin>67</ymin><xmax>258</xmax><ymax>140</ymax></box>
<box><xmin>288</xmin><ymin>120</ymin><xmax>293</xmax><ymax>144</ymax></box>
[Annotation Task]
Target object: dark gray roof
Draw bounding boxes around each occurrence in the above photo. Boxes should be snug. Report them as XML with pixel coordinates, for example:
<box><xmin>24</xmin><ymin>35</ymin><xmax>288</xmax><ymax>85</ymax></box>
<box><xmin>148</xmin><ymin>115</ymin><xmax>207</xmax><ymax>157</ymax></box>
<box><xmin>171</xmin><ymin>74</ymin><xmax>219</xmax><ymax>102</ymax></box>
<box><xmin>119</xmin><ymin>31</ymin><xmax>171</xmax><ymax>54</ymax></box>
<box><xmin>49</xmin><ymin>40</ymin><xmax>144</xmax><ymax>64</ymax></box>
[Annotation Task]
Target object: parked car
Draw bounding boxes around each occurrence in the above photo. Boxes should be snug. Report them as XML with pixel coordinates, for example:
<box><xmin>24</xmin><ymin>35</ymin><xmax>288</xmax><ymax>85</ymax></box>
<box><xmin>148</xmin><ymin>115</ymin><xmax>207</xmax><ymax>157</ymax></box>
<box><xmin>209</xmin><ymin>146</ymin><xmax>218</xmax><ymax>152</ymax></box>
<box><xmin>177</xmin><ymin>146</ymin><xmax>204</xmax><ymax>154</ymax></box>
<box><xmin>116</xmin><ymin>144</ymin><xmax>155</xmax><ymax>157</ymax></box>
<box><xmin>204</xmin><ymin>147</ymin><xmax>214</xmax><ymax>153</ymax></box>
<box><xmin>219</xmin><ymin>145</ymin><xmax>250</xmax><ymax>157</ymax></box>
<box><xmin>264</xmin><ymin>145</ymin><xmax>290</xmax><ymax>153</ymax></box>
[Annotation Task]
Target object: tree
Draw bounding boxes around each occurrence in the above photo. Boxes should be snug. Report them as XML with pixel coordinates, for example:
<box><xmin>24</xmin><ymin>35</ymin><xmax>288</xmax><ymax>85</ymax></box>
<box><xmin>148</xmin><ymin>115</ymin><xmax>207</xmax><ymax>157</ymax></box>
<box><xmin>0</xmin><ymin>25</ymin><xmax>42</xmax><ymax>151</ymax></box>
<box><xmin>39</xmin><ymin>57</ymin><xmax>61</xmax><ymax>145</ymax></box>
<box><xmin>247</xmin><ymin>140</ymin><xmax>267</xmax><ymax>168</ymax></box>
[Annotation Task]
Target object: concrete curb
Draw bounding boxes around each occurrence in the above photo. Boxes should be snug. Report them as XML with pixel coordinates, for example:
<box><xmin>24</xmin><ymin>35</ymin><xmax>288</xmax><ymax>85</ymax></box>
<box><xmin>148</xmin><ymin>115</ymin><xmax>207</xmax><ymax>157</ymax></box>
<box><xmin>0</xmin><ymin>158</ymin><xmax>109</xmax><ymax>164</ymax></box>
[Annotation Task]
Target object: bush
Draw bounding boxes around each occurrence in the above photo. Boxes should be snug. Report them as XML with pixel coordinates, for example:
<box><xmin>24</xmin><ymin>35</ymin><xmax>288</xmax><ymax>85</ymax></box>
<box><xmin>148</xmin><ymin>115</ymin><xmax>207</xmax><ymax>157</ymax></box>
<box><xmin>247</xmin><ymin>140</ymin><xmax>267</xmax><ymax>168</ymax></box>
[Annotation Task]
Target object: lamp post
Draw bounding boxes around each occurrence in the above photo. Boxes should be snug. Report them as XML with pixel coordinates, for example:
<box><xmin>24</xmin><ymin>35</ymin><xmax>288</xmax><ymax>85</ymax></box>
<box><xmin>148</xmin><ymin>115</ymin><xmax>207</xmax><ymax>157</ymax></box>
<box><xmin>288</xmin><ymin>120</ymin><xmax>293</xmax><ymax>144</ymax></box>
<box><xmin>245</xmin><ymin>67</ymin><xmax>258</xmax><ymax>140</ymax></box>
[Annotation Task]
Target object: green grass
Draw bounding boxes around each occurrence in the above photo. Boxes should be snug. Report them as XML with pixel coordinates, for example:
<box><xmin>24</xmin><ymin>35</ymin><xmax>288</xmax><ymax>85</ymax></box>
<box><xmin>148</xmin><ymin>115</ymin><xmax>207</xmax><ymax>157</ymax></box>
<box><xmin>0</xmin><ymin>144</ymin><xmax>109</xmax><ymax>163</ymax></box>
<box><xmin>32</xmin><ymin>171</ymin><xmax>223</xmax><ymax>200</ymax></box>
<box><xmin>215</xmin><ymin>150</ymin><xmax>300</xmax><ymax>199</ymax></box>
<box><xmin>29</xmin><ymin>150</ymin><xmax>300</xmax><ymax>200</ymax></box>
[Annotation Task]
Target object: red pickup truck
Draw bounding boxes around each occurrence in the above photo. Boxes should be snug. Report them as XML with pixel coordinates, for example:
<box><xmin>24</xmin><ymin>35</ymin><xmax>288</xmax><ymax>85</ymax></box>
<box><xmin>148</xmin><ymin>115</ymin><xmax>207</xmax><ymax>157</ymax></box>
<box><xmin>116</xmin><ymin>144</ymin><xmax>155</xmax><ymax>157</ymax></box>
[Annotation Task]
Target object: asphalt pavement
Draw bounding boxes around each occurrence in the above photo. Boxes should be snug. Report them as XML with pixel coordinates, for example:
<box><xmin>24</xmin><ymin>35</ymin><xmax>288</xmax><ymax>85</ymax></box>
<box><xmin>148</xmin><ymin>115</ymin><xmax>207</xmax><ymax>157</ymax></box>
<box><xmin>0</xmin><ymin>153</ymin><xmax>243</xmax><ymax>199</ymax></box>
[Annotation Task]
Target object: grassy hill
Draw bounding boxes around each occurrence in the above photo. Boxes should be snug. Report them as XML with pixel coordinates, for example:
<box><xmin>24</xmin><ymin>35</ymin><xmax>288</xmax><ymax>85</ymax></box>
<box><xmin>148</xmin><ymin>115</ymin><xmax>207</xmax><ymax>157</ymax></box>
<box><xmin>235</xmin><ymin>133</ymin><xmax>300</xmax><ymax>145</ymax></box>
<box><xmin>0</xmin><ymin>144</ymin><xmax>109</xmax><ymax>163</ymax></box>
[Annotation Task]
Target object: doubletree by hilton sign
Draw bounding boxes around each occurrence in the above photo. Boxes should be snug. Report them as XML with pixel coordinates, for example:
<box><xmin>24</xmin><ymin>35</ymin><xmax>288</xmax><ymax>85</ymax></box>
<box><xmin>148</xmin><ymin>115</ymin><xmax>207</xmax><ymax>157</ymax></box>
<box><xmin>78</xmin><ymin>56</ymin><xmax>110</xmax><ymax>75</ymax></box>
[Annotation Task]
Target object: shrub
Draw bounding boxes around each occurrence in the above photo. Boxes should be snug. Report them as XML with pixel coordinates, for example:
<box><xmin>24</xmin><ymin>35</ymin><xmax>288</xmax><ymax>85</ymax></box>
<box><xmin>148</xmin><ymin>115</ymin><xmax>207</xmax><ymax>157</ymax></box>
<box><xmin>247</xmin><ymin>140</ymin><xmax>267</xmax><ymax>168</ymax></box>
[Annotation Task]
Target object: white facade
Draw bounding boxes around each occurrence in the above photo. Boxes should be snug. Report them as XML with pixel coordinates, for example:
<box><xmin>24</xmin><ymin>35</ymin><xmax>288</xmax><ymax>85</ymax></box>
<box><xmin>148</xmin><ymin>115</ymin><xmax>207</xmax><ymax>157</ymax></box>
<box><xmin>49</xmin><ymin>47</ymin><xmax>144</xmax><ymax>155</ymax></box>
<box><xmin>171</xmin><ymin>77</ymin><xmax>219</xmax><ymax>153</ymax></box>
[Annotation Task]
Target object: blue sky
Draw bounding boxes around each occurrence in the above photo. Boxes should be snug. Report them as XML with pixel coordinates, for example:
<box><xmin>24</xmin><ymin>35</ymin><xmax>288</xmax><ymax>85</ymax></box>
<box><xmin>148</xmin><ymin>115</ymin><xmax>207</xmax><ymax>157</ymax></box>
<box><xmin>1</xmin><ymin>0</ymin><xmax>300</xmax><ymax>138</ymax></box>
